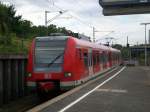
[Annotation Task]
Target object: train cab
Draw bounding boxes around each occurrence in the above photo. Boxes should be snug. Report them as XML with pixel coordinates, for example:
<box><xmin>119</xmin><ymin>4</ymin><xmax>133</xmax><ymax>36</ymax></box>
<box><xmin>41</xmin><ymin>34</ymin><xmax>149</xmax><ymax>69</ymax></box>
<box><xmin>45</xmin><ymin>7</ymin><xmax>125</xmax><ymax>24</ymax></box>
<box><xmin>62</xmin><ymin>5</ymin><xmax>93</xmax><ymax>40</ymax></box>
<box><xmin>27</xmin><ymin>35</ymin><xmax>121</xmax><ymax>92</ymax></box>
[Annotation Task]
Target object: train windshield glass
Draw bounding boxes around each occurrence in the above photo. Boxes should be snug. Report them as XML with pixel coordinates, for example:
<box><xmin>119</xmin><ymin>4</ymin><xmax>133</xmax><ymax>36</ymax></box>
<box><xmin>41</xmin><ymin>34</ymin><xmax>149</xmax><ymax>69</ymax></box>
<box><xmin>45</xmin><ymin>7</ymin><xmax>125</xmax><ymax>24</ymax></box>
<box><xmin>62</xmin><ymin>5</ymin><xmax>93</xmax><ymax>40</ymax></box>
<box><xmin>34</xmin><ymin>37</ymin><xmax>67</xmax><ymax>72</ymax></box>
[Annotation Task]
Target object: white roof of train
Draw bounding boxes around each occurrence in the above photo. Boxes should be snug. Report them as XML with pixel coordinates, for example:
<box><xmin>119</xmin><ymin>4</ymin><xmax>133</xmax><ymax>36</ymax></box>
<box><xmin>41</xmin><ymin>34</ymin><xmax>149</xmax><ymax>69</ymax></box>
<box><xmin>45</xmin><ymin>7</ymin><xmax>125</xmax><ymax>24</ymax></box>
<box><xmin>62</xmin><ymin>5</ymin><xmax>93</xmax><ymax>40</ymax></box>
<box><xmin>72</xmin><ymin>37</ymin><xmax>120</xmax><ymax>53</ymax></box>
<box><xmin>35</xmin><ymin>36</ymin><xmax>120</xmax><ymax>53</ymax></box>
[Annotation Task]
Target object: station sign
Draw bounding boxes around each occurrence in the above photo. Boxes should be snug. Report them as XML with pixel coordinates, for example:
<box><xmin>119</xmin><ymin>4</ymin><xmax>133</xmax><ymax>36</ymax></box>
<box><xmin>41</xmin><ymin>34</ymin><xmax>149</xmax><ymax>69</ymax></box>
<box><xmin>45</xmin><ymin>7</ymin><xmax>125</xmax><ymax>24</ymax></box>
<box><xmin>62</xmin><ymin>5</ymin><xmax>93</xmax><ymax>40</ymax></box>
<box><xmin>99</xmin><ymin>0</ymin><xmax>150</xmax><ymax>16</ymax></box>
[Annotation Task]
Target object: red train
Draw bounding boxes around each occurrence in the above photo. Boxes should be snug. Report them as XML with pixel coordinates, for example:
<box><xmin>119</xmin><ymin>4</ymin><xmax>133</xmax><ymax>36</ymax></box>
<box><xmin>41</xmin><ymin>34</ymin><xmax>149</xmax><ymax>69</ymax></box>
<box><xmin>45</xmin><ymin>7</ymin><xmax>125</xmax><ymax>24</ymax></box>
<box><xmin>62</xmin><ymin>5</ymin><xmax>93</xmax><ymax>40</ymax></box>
<box><xmin>27</xmin><ymin>35</ymin><xmax>121</xmax><ymax>92</ymax></box>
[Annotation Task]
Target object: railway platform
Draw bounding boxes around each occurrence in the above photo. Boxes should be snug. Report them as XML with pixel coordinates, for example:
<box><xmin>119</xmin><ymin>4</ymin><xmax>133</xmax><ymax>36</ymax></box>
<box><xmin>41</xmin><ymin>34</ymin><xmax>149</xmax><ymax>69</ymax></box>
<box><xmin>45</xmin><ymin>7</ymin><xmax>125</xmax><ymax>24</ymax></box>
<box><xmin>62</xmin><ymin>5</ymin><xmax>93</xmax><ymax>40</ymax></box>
<box><xmin>28</xmin><ymin>66</ymin><xmax>150</xmax><ymax>112</ymax></box>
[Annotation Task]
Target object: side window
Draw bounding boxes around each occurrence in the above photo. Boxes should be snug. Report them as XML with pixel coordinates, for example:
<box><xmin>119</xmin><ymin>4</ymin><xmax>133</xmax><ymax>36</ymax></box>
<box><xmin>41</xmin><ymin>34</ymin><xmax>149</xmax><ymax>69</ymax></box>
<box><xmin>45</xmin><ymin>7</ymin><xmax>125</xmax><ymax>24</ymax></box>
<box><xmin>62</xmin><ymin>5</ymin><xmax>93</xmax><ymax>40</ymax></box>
<box><xmin>113</xmin><ymin>53</ymin><xmax>115</xmax><ymax>61</ymax></box>
<box><xmin>96</xmin><ymin>53</ymin><xmax>100</xmax><ymax>64</ymax></box>
<box><xmin>88</xmin><ymin>52</ymin><xmax>92</xmax><ymax>66</ymax></box>
<box><xmin>83</xmin><ymin>52</ymin><xmax>88</xmax><ymax>68</ymax></box>
<box><xmin>99</xmin><ymin>53</ymin><xmax>103</xmax><ymax>64</ymax></box>
<box><xmin>109</xmin><ymin>52</ymin><xmax>111</xmax><ymax>61</ymax></box>
<box><xmin>103</xmin><ymin>53</ymin><xmax>105</xmax><ymax>63</ymax></box>
<box><xmin>77</xmin><ymin>49</ymin><xmax>82</xmax><ymax>60</ymax></box>
<box><xmin>93</xmin><ymin>52</ymin><xmax>96</xmax><ymax>66</ymax></box>
<box><xmin>102</xmin><ymin>52</ymin><xmax>106</xmax><ymax>64</ymax></box>
<box><xmin>105</xmin><ymin>52</ymin><xmax>108</xmax><ymax>63</ymax></box>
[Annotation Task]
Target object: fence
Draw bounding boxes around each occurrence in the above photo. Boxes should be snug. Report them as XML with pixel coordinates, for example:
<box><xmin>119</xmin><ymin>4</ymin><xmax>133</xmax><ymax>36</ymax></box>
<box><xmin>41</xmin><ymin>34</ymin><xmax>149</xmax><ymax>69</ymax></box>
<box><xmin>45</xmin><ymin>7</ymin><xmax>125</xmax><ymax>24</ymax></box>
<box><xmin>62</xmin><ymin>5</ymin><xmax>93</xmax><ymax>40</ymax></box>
<box><xmin>0</xmin><ymin>55</ymin><xmax>28</xmax><ymax>106</ymax></box>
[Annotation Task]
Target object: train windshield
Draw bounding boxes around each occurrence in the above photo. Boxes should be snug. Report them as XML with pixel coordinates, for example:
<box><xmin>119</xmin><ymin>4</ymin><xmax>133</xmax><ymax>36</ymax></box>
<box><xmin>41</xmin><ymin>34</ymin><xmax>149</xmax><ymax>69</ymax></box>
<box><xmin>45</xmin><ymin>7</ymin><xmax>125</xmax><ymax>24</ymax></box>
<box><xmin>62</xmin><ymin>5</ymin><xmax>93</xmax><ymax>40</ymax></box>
<box><xmin>34</xmin><ymin>37</ymin><xmax>67</xmax><ymax>72</ymax></box>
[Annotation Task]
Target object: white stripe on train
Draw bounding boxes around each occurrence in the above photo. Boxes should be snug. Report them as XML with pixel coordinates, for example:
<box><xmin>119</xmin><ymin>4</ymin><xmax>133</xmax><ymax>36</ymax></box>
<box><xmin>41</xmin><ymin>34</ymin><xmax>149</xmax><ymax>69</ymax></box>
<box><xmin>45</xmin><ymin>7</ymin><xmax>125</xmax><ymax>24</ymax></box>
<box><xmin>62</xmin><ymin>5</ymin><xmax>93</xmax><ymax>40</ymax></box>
<box><xmin>60</xmin><ymin>66</ymin><xmax>118</xmax><ymax>88</ymax></box>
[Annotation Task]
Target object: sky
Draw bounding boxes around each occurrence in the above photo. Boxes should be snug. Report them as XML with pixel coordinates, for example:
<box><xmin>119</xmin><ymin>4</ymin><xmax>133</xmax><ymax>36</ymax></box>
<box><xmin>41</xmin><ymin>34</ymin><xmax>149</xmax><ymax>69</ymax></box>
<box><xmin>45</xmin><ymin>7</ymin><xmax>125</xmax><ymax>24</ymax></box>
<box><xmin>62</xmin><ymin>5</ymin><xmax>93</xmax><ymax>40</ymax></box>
<box><xmin>1</xmin><ymin>0</ymin><xmax>150</xmax><ymax>46</ymax></box>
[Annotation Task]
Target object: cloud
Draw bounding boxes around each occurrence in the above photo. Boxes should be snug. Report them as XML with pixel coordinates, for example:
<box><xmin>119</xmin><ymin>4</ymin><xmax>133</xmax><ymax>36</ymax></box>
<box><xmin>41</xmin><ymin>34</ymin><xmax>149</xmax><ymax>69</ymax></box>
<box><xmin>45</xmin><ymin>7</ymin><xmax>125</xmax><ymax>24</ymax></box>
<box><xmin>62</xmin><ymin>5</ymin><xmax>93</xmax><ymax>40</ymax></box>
<box><xmin>1</xmin><ymin>0</ymin><xmax>150</xmax><ymax>45</ymax></box>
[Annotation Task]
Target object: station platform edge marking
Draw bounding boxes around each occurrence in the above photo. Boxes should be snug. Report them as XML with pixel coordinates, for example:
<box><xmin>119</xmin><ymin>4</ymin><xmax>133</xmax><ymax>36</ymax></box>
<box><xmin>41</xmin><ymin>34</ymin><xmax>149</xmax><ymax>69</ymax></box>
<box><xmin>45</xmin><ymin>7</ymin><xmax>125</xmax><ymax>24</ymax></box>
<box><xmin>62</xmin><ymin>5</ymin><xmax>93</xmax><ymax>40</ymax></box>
<box><xmin>27</xmin><ymin>66</ymin><xmax>124</xmax><ymax>112</ymax></box>
<box><xmin>59</xmin><ymin>66</ymin><xmax>126</xmax><ymax>112</ymax></box>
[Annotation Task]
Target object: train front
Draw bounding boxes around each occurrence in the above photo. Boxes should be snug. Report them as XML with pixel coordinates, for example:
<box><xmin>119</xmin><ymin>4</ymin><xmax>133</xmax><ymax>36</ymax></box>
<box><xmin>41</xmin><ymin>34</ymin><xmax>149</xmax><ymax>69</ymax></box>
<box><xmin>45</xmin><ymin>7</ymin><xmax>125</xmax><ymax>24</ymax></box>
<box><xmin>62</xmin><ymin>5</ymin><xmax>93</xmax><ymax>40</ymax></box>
<box><xmin>27</xmin><ymin>36</ymin><xmax>69</xmax><ymax>92</ymax></box>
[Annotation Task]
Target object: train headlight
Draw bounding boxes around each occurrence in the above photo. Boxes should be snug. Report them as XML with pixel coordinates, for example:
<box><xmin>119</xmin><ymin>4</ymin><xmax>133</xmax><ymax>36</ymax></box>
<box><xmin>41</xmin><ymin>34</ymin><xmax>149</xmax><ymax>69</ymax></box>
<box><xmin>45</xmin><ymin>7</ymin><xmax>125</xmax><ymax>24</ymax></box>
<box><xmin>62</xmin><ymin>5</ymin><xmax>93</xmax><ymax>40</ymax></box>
<box><xmin>64</xmin><ymin>72</ymin><xmax>72</xmax><ymax>77</ymax></box>
<box><xmin>28</xmin><ymin>73</ymin><xmax>32</xmax><ymax>77</ymax></box>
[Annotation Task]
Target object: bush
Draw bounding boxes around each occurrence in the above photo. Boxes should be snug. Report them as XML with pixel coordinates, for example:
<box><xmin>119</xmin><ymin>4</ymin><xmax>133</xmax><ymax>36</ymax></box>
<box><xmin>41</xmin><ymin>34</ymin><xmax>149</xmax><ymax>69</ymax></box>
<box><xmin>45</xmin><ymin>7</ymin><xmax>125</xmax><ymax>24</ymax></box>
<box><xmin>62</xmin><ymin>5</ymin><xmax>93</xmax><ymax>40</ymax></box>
<box><xmin>0</xmin><ymin>34</ymin><xmax>31</xmax><ymax>54</ymax></box>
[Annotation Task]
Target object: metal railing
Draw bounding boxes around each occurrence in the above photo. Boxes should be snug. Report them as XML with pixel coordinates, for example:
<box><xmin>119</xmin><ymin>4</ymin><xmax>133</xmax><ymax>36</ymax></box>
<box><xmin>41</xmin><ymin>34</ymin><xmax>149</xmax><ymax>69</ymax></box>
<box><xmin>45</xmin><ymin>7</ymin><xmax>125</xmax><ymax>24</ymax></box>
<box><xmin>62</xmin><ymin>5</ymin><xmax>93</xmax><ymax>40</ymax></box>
<box><xmin>0</xmin><ymin>55</ymin><xmax>28</xmax><ymax>106</ymax></box>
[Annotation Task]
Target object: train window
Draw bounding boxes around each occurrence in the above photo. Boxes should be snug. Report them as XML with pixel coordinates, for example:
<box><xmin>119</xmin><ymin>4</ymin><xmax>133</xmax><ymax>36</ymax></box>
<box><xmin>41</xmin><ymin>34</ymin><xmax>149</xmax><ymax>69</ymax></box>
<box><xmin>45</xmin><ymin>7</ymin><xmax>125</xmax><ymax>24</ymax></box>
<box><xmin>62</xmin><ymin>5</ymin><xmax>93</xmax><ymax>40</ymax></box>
<box><xmin>113</xmin><ymin>53</ymin><xmax>115</xmax><ymax>63</ymax></box>
<box><xmin>99</xmin><ymin>53</ymin><xmax>102</xmax><ymax>64</ymax></box>
<box><xmin>109</xmin><ymin>52</ymin><xmax>111</xmax><ymax>62</ymax></box>
<box><xmin>100</xmin><ymin>53</ymin><xmax>103</xmax><ymax>64</ymax></box>
<box><xmin>113</xmin><ymin>53</ymin><xmax>115</xmax><ymax>64</ymax></box>
<box><xmin>79</xmin><ymin>49</ymin><xmax>82</xmax><ymax>59</ymax></box>
<box><xmin>88</xmin><ymin>51</ymin><xmax>93</xmax><ymax>67</ymax></box>
<box><xmin>77</xmin><ymin>49</ymin><xmax>82</xmax><ymax>60</ymax></box>
<box><xmin>34</xmin><ymin>39</ymin><xmax>67</xmax><ymax>72</ymax></box>
<box><xmin>103</xmin><ymin>52</ymin><xmax>108</xmax><ymax>64</ymax></box>
<box><xmin>103</xmin><ymin>53</ymin><xmax>106</xmax><ymax>63</ymax></box>
<box><xmin>97</xmin><ymin>53</ymin><xmax>100</xmax><ymax>64</ymax></box>
<box><xmin>83</xmin><ymin>52</ymin><xmax>88</xmax><ymax>68</ymax></box>
<box><xmin>93</xmin><ymin>53</ymin><xmax>97</xmax><ymax>66</ymax></box>
<box><xmin>88</xmin><ymin>53</ymin><xmax>92</xmax><ymax>66</ymax></box>
<box><xmin>105</xmin><ymin>53</ymin><xmax>108</xmax><ymax>63</ymax></box>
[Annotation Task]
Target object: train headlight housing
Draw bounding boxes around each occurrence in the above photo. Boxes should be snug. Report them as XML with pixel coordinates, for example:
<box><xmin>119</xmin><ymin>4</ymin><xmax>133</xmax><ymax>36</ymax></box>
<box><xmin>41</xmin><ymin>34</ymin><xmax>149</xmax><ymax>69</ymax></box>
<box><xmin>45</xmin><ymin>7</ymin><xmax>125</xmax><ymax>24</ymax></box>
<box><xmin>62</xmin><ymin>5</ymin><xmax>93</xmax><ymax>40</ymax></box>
<box><xmin>28</xmin><ymin>73</ymin><xmax>32</xmax><ymax>77</ymax></box>
<box><xmin>64</xmin><ymin>72</ymin><xmax>72</xmax><ymax>77</ymax></box>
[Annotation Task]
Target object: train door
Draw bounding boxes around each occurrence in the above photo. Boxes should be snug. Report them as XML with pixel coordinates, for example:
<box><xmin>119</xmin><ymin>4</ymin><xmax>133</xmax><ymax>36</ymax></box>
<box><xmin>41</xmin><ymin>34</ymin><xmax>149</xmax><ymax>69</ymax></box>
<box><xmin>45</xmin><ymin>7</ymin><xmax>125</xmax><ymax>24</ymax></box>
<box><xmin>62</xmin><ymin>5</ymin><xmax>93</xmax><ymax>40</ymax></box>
<box><xmin>88</xmin><ymin>48</ymin><xmax>93</xmax><ymax>77</ymax></box>
<box><xmin>108</xmin><ymin>51</ymin><xmax>112</xmax><ymax>67</ymax></box>
<box><xmin>103</xmin><ymin>51</ymin><xmax>108</xmax><ymax>69</ymax></box>
<box><xmin>93</xmin><ymin>50</ymin><xmax>96</xmax><ymax>74</ymax></box>
<box><xmin>102</xmin><ymin>51</ymin><xmax>106</xmax><ymax>69</ymax></box>
<box><xmin>95</xmin><ymin>51</ymin><xmax>100</xmax><ymax>73</ymax></box>
<box><xmin>112</xmin><ymin>52</ymin><xmax>115</xmax><ymax>66</ymax></box>
<box><xmin>83</xmin><ymin>49</ymin><xmax>89</xmax><ymax>77</ymax></box>
<box><xmin>99</xmin><ymin>51</ymin><xmax>103</xmax><ymax>71</ymax></box>
<box><xmin>92</xmin><ymin>50</ymin><xmax>100</xmax><ymax>74</ymax></box>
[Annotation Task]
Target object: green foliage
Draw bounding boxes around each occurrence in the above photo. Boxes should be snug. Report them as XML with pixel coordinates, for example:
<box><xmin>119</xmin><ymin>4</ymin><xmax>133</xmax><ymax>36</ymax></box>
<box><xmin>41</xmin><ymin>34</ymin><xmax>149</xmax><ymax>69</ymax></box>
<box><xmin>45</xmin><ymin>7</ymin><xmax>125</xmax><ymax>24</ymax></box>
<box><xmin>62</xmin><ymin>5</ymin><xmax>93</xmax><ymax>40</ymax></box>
<box><xmin>112</xmin><ymin>44</ymin><xmax>122</xmax><ymax>50</ymax></box>
<box><xmin>0</xmin><ymin>2</ymin><xmax>78</xmax><ymax>54</ymax></box>
<box><xmin>121</xmin><ymin>47</ymin><xmax>130</xmax><ymax>59</ymax></box>
<box><xmin>0</xmin><ymin>35</ymin><xmax>30</xmax><ymax>54</ymax></box>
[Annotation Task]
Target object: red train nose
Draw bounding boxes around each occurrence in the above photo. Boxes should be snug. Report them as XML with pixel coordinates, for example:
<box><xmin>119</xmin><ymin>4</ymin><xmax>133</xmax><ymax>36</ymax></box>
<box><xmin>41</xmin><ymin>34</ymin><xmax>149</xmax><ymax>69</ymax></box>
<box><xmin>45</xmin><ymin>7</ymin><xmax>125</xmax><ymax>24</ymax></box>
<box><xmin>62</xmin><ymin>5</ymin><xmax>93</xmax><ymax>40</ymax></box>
<box><xmin>38</xmin><ymin>82</ymin><xmax>55</xmax><ymax>91</ymax></box>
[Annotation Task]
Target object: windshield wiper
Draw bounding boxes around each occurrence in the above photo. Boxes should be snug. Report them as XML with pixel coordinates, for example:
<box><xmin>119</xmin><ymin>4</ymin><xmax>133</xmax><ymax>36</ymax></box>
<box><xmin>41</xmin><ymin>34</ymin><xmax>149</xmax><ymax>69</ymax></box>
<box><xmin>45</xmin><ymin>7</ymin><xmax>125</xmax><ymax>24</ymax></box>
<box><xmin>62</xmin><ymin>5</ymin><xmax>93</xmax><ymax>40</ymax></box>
<box><xmin>47</xmin><ymin>52</ymin><xmax>64</xmax><ymax>67</ymax></box>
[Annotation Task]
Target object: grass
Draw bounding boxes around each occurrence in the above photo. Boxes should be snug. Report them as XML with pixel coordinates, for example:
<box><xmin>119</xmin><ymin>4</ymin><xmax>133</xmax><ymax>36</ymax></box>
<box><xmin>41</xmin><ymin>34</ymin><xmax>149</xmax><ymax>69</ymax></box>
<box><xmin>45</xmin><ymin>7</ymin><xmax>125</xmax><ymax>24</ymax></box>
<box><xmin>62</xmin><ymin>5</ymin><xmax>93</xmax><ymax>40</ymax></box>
<box><xmin>0</xmin><ymin>36</ymin><xmax>32</xmax><ymax>54</ymax></box>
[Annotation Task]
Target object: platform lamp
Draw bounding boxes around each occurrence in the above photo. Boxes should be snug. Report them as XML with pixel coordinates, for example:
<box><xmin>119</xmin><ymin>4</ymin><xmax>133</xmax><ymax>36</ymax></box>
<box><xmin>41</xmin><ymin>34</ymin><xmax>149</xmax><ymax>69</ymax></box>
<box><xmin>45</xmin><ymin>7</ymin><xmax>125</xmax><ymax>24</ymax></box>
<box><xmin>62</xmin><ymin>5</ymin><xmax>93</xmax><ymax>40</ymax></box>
<box><xmin>140</xmin><ymin>22</ymin><xmax>150</xmax><ymax>66</ymax></box>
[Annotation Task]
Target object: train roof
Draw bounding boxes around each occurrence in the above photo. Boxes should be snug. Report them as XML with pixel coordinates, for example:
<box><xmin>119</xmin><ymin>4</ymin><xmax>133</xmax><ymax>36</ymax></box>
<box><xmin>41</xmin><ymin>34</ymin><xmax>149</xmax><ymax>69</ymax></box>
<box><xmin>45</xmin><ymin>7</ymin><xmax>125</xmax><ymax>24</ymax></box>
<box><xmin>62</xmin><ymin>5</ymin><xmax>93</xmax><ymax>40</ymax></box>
<box><xmin>35</xmin><ymin>36</ymin><xmax>120</xmax><ymax>53</ymax></box>
<box><xmin>35</xmin><ymin>36</ymin><xmax>68</xmax><ymax>41</ymax></box>
<box><xmin>71</xmin><ymin>37</ymin><xmax>120</xmax><ymax>53</ymax></box>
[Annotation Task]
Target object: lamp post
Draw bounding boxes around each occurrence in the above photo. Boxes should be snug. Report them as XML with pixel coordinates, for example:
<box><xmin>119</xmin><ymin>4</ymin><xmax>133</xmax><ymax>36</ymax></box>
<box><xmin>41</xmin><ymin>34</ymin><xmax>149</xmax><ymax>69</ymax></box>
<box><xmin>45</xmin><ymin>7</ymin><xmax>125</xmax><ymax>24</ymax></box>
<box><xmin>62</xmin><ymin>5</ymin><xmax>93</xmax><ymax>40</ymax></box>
<box><xmin>45</xmin><ymin>11</ymin><xmax>50</xmax><ymax>35</ymax></box>
<box><xmin>140</xmin><ymin>22</ymin><xmax>150</xmax><ymax>66</ymax></box>
<box><xmin>93</xmin><ymin>27</ymin><xmax>95</xmax><ymax>42</ymax></box>
<box><xmin>45</xmin><ymin>11</ymin><xmax>50</xmax><ymax>27</ymax></box>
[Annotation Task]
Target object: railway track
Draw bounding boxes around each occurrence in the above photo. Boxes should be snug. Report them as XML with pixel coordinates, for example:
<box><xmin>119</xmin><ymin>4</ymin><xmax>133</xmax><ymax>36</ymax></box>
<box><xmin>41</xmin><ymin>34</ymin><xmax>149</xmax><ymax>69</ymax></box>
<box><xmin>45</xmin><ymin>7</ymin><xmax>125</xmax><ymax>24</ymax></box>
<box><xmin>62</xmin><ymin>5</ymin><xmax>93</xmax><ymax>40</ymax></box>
<box><xmin>0</xmin><ymin>94</ymin><xmax>40</xmax><ymax>112</ymax></box>
<box><xmin>0</xmin><ymin>66</ymin><xmax>121</xmax><ymax>112</ymax></box>
<box><xmin>0</xmin><ymin>92</ymin><xmax>61</xmax><ymax>112</ymax></box>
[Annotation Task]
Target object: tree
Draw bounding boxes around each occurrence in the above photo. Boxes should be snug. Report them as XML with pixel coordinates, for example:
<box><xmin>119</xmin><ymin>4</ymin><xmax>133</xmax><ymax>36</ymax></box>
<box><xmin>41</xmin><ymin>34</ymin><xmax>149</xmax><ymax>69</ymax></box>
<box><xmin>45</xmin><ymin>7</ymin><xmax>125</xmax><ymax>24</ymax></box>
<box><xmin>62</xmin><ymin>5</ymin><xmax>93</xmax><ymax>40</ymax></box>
<box><xmin>18</xmin><ymin>20</ymin><xmax>32</xmax><ymax>38</ymax></box>
<box><xmin>0</xmin><ymin>3</ymin><xmax>23</xmax><ymax>44</ymax></box>
<box><xmin>112</xmin><ymin>44</ymin><xmax>122</xmax><ymax>50</ymax></box>
<box><xmin>0</xmin><ymin>2</ymin><xmax>9</xmax><ymax>35</ymax></box>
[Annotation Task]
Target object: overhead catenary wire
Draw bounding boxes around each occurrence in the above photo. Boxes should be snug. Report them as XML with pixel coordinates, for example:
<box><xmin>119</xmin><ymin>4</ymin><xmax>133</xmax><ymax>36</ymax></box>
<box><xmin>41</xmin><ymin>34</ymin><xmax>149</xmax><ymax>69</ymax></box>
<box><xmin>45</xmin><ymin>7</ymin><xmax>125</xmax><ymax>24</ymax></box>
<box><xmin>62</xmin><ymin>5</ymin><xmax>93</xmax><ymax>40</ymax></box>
<box><xmin>45</xmin><ymin>0</ymin><xmax>66</xmax><ymax>12</ymax></box>
<box><xmin>45</xmin><ymin>0</ymin><xmax>93</xmax><ymax>28</ymax></box>
<box><xmin>45</xmin><ymin>0</ymin><xmax>114</xmax><ymax>42</ymax></box>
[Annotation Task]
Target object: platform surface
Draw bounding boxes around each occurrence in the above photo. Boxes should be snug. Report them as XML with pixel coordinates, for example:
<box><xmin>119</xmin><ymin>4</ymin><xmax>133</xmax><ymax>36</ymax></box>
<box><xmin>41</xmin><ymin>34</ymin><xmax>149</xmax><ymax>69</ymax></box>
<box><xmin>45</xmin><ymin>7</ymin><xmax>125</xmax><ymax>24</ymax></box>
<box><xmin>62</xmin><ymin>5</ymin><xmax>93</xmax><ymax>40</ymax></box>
<box><xmin>31</xmin><ymin>66</ymin><xmax>150</xmax><ymax>112</ymax></box>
